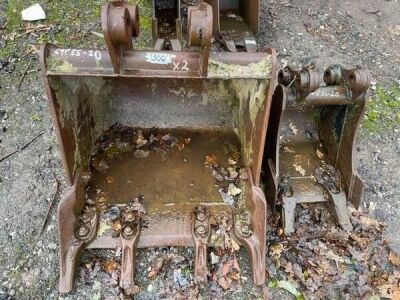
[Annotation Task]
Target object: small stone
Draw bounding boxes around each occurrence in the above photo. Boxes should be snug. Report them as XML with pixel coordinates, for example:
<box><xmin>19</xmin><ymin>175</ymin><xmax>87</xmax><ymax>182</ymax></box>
<box><xmin>48</xmin><ymin>242</ymin><xmax>57</xmax><ymax>250</ymax></box>
<box><xmin>210</xmin><ymin>252</ymin><xmax>220</xmax><ymax>265</ymax></box>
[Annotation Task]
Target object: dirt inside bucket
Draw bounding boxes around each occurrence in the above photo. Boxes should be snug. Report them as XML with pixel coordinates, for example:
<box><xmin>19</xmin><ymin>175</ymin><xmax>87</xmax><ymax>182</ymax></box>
<box><xmin>87</xmin><ymin>126</ymin><xmax>245</xmax><ymax>211</ymax></box>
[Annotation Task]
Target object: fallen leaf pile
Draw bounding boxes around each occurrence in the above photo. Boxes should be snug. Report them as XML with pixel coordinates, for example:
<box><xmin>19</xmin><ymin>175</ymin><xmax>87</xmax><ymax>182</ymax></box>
<box><xmin>147</xmin><ymin>255</ymin><xmax>171</xmax><ymax>280</ymax></box>
<box><xmin>204</xmin><ymin>143</ymin><xmax>245</xmax><ymax>206</ymax></box>
<box><xmin>267</xmin><ymin>203</ymin><xmax>400</xmax><ymax>299</ymax></box>
<box><xmin>209</xmin><ymin>212</ymin><xmax>242</xmax><ymax>291</ymax></box>
<box><xmin>143</xmin><ymin>248</ymin><xmax>198</xmax><ymax>298</ymax></box>
<box><xmin>90</xmin><ymin>124</ymin><xmax>191</xmax><ymax>173</ymax></box>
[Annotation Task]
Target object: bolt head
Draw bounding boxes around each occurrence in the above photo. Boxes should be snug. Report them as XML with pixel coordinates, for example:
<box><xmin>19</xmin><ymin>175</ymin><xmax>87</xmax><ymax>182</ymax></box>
<box><xmin>77</xmin><ymin>225</ymin><xmax>90</xmax><ymax>238</ymax></box>
<box><xmin>196</xmin><ymin>211</ymin><xmax>207</xmax><ymax>222</ymax></box>
<box><xmin>322</xmin><ymin>172</ymin><xmax>330</xmax><ymax>181</ymax></box>
<box><xmin>284</xmin><ymin>189</ymin><xmax>292</xmax><ymax>197</ymax></box>
<box><xmin>123</xmin><ymin>226</ymin><xmax>134</xmax><ymax>237</ymax></box>
<box><xmin>80</xmin><ymin>213</ymin><xmax>91</xmax><ymax>224</ymax></box>
<box><xmin>124</xmin><ymin>212</ymin><xmax>135</xmax><ymax>222</ymax></box>
<box><xmin>240</xmin><ymin>212</ymin><xmax>249</xmax><ymax>221</ymax></box>
<box><xmin>330</xmin><ymin>185</ymin><xmax>339</xmax><ymax>194</ymax></box>
<box><xmin>241</xmin><ymin>225</ymin><xmax>251</xmax><ymax>236</ymax></box>
<box><xmin>196</xmin><ymin>225</ymin><xmax>206</xmax><ymax>235</ymax></box>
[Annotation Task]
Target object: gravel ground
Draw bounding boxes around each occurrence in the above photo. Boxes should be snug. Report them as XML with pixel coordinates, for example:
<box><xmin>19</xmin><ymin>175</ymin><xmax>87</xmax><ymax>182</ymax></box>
<box><xmin>0</xmin><ymin>0</ymin><xmax>399</xmax><ymax>299</ymax></box>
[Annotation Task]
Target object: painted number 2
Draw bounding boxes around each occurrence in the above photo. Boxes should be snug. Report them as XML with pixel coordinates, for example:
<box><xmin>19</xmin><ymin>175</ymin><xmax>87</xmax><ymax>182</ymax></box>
<box><xmin>173</xmin><ymin>60</ymin><xmax>189</xmax><ymax>71</ymax></box>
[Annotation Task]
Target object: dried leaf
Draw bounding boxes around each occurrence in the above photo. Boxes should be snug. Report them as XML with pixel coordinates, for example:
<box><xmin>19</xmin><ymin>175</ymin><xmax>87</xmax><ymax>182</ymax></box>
<box><xmin>102</xmin><ymin>259</ymin><xmax>117</xmax><ymax>274</ymax></box>
<box><xmin>93</xmin><ymin>159</ymin><xmax>109</xmax><ymax>173</ymax></box>
<box><xmin>210</xmin><ymin>252</ymin><xmax>220</xmax><ymax>265</ymax></box>
<box><xmin>293</xmin><ymin>164</ymin><xmax>306</xmax><ymax>176</ymax></box>
<box><xmin>227</xmin><ymin>167</ymin><xmax>239</xmax><ymax>179</ymax></box>
<box><xmin>134</xmin><ymin>149</ymin><xmax>150</xmax><ymax>159</ymax></box>
<box><xmin>111</xmin><ymin>219</ymin><xmax>122</xmax><ymax>236</ymax></box>
<box><xmin>124</xmin><ymin>284</ymin><xmax>140</xmax><ymax>295</ymax></box>
<box><xmin>135</xmin><ymin>130</ymin><xmax>148</xmax><ymax>148</ymax></box>
<box><xmin>359</xmin><ymin>215</ymin><xmax>382</xmax><ymax>229</ymax></box>
<box><xmin>289</xmin><ymin>122</ymin><xmax>298</xmax><ymax>135</ymax></box>
<box><xmin>95</xmin><ymin>195</ymin><xmax>108</xmax><ymax>211</ymax></box>
<box><xmin>316</xmin><ymin>149</ymin><xmax>324</xmax><ymax>159</ymax></box>
<box><xmin>284</xmin><ymin>146</ymin><xmax>296</xmax><ymax>153</ymax></box>
<box><xmin>97</xmin><ymin>221</ymin><xmax>111</xmax><ymax>236</ymax></box>
<box><xmin>212</xmin><ymin>169</ymin><xmax>224</xmax><ymax>181</ymax></box>
<box><xmin>227</xmin><ymin>183</ymin><xmax>242</xmax><ymax>196</ymax></box>
<box><xmin>217</xmin><ymin>276</ymin><xmax>231</xmax><ymax>290</ymax></box>
<box><xmin>228</xmin><ymin>158</ymin><xmax>237</xmax><ymax>165</ymax></box>
<box><xmin>218</xmin><ymin>188</ymin><xmax>234</xmax><ymax>205</ymax></box>
<box><xmin>277</xmin><ymin>280</ymin><xmax>304</xmax><ymax>300</ymax></box>
<box><xmin>389</xmin><ymin>252</ymin><xmax>400</xmax><ymax>267</ymax></box>
<box><xmin>205</xmin><ymin>154</ymin><xmax>218</xmax><ymax>168</ymax></box>
<box><xmin>81</xmin><ymin>171</ymin><xmax>92</xmax><ymax>184</ymax></box>
<box><xmin>177</xmin><ymin>142</ymin><xmax>186</xmax><ymax>151</ymax></box>
<box><xmin>147</xmin><ymin>255</ymin><xmax>173</xmax><ymax>280</ymax></box>
<box><xmin>269</xmin><ymin>243</ymin><xmax>284</xmax><ymax>262</ymax></box>
<box><xmin>230</xmin><ymin>239</ymin><xmax>240</xmax><ymax>251</ymax></box>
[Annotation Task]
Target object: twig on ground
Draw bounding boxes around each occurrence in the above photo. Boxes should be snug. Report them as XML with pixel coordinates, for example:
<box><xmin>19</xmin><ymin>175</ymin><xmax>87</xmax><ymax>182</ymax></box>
<box><xmin>40</xmin><ymin>172</ymin><xmax>60</xmax><ymax>235</ymax></box>
<box><xmin>17</xmin><ymin>63</ymin><xmax>32</xmax><ymax>92</ymax></box>
<box><xmin>0</xmin><ymin>131</ymin><xmax>44</xmax><ymax>163</ymax></box>
<box><xmin>363</xmin><ymin>8</ymin><xmax>382</xmax><ymax>16</ymax></box>
<box><xmin>17</xmin><ymin>25</ymin><xmax>52</xmax><ymax>39</ymax></box>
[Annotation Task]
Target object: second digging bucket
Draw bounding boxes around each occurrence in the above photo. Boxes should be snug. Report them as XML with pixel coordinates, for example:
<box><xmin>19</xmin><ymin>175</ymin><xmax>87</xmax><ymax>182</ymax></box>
<box><xmin>40</xmin><ymin>1</ymin><xmax>276</xmax><ymax>293</ymax></box>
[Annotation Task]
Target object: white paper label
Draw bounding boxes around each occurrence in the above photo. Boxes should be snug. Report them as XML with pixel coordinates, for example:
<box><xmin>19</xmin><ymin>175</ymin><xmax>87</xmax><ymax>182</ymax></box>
<box><xmin>245</xmin><ymin>40</ymin><xmax>257</xmax><ymax>45</ymax></box>
<box><xmin>145</xmin><ymin>52</ymin><xmax>176</xmax><ymax>65</ymax></box>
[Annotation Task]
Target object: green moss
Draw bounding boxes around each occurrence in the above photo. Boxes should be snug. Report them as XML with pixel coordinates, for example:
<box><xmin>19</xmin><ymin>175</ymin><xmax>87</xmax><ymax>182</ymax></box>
<box><xmin>208</xmin><ymin>56</ymin><xmax>271</xmax><ymax>79</ymax></box>
<box><xmin>47</xmin><ymin>57</ymin><xmax>78</xmax><ymax>73</ymax></box>
<box><xmin>31</xmin><ymin>115</ymin><xmax>42</xmax><ymax>122</ymax></box>
<box><xmin>5</xmin><ymin>0</ymin><xmax>25</xmax><ymax>30</ymax></box>
<box><xmin>130</xmin><ymin>0</ymin><xmax>153</xmax><ymax>48</ymax></box>
<box><xmin>363</xmin><ymin>85</ymin><xmax>400</xmax><ymax>132</ymax></box>
<box><xmin>1</xmin><ymin>0</ymin><xmax>155</xmax><ymax>60</ymax></box>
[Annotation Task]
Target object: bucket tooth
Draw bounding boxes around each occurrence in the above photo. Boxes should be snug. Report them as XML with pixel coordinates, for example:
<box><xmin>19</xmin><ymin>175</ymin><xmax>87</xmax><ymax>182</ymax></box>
<box><xmin>222</xmin><ymin>35</ymin><xmax>238</xmax><ymax>52</ymax></box>
<box><xmin>59</xmin><ymin>240</ymin><xmax>83</xmax><ymax>293</ymax></box>
<box><xmin>59</xmin><ymin>194</ymin><xmax>98</xmax><ymax>293</ymax></box>
<box><xmin>325</xmin><ymin>189</ymin><xmax>353</xmax><ymax>231</ymax></box>
<box><xmin>204</xmin><ymin>0</ymin><xmax>259</xmax><ymax>52</ymax></box>
<box><xmin>154</xmin><ymin>38</ymin><xmax>165</xmax><ymax>50</ymax></box>
<box><xmin>282</xmin><ymin>196</ymin><xmax>297</xmax><ymax>234</ymax></box>
<box><xmin>279</xmin><ymin>177</ymin><xmax>352</xmax><ymax>234</ymax></box>
<box><xmin>243</xmin><ymin>37</ymin><xmax>258</xmax><ymax>52</ymax></box>
<box><xmin>119</xmin><ymin>201</ymin><xmax>141</xmax><ymax>293</ymax></box>
<box><xmin>192</xmin><ymin>206</ymin><xmax>211</xmax><ymax>285</ymax></box>
<box><xmin>234</xmin><ymin>179</ymin><xmax>267</xmax><ymax>285</ymax></box>
<box><xmin>170</xmin><ymin>39</ymin><xmax>181</xmax><ymax>51</ymax></box>
<box><xmin>152</xmin><ymin>0</ymin><xmax>182</xmax><ymax>51</ymax></box>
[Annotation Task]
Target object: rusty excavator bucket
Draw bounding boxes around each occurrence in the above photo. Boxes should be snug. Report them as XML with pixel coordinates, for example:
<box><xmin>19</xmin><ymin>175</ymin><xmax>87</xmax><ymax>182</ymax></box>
<box><xmin>152</xmin><ymin>0</ymin><xmax>183</xmax><ymax>51</ymax></box>
<box><xmin>263</xmin><ymin>66</ymin><xmax>370</xmax><ymax>234</ymax></box>
<box><xmin>151</xmin><ymin>0</ymin><xmax>260</xmax><ymax>52</ymax></box>
<box><xmin>205</xmin><ymin>0</ymin><xmax>259</xmax><ymax>52</ymax></box>
<box><xmin>40</xmin><ymin>1</ymin><xmax>276</xmax><ymax>293</ymax></box>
